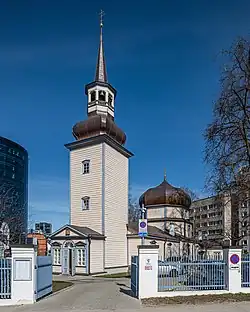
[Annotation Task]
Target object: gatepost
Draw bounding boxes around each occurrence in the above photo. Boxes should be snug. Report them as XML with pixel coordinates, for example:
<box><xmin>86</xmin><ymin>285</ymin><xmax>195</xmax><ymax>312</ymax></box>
<box><xmin>11</xmin><ymin>245</ymin><xmax>37</xmax><ymax>304</ymax></box>
<box><xmin>138</xmin><ymin>245</ymin><xmax>159</xmax><ymax>299</ymax></box>
<box><xmin>223</xmin><ymin>247</ymin><xmax>242</xmax><ymax>293</ymax></box>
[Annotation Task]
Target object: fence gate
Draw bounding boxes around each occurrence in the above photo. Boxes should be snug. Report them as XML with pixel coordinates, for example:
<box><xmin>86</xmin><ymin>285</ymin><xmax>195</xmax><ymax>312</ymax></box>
<box><xmin>0</xmin><ymin>258</ymin><xmax>11</xmax><ymax>299</ymax></box>
<box><xmin>131</xmin><ymin>255</ymin><xmax>139</xmax><ymax>298</ymax></box>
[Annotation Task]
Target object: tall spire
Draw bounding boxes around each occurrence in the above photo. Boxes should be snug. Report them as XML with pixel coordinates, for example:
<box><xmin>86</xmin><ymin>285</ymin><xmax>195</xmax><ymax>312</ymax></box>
<box><xmin>95</xmin><ymin>10</ymin><xmax>108</xmax><ymax>83</ymax></box>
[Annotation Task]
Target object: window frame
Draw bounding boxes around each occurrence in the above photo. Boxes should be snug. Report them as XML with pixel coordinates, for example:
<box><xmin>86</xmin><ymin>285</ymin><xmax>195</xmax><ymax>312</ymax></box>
<box><xmin>76</xmin><ymin>247</ymin><xmax>86</xmax><ymax>267</ymax></box>
<box><xmin>53</xmin><ymin>248</ymin><xmax>61</xmax><ymax>265</ymax></box>
<box><xmin>81</xmin><ymin>196</ymin><xmax>90</xmax><ymax>210</ymax></box>
<box><xmin>82</xmin><ymin>160</ymin><xmax>90</xmax><ymax>174</ymax></box>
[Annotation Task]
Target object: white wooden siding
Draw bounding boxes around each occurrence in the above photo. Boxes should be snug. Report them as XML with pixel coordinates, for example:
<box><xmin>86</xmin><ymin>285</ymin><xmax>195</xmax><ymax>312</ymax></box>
<box><xmin>104</xmin><ymin>143</ymin><xmax>128</xmax><ymax>269</ymax></box>
<box><xmin>90</xmin><ymin>239</ymin><xmax>104</xmax><ymax>273</ymax></box>
<box><xmin>70</xmin><ymin>145</ymin><xmax>103</xmax><ymax>234</ymax></box>
<box><xmin>52</xmin><ymin>265</ymin><xmax>61</xmax><ymax>274</ymax></box>
<box><xmin>127</xmin><ymin>237</ymin><xmax>165</xmax><ymax>265</ymax></box>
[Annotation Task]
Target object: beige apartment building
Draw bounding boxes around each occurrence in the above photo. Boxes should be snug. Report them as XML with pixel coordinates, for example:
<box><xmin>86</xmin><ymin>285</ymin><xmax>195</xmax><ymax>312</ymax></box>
<box><xmin>190</xmin><ymin>194</ymin><xmax>249</xmax><ymax>252</ymax></box>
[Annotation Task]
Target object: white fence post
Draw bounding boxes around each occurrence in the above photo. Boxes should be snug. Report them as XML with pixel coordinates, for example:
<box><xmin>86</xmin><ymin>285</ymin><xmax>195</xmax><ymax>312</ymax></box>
<box><xmin>223</xmin><ymin>247</ymin><xmax>242</xmax><ymax>293</ymax></box>
<box><xmin>138</xmin><ymin>245</ymin><xmax>159</xmax><ymax>299</ymax></box>
<box><xmin>11</xmin><ymin>245</ymin><xmax>37</xmax><ymax>305</ymax></box>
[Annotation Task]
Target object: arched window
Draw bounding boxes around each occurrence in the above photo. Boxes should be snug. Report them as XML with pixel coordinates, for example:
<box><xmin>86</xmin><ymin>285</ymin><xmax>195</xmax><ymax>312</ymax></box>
<box><xmin>63</xmin><ymin>241</ymin><xmax>75</xmax><ymax>248</ymax></box>
<box><xmin>90</xmin><ymin>91</ymin><xmax>96</xmax><ymax>102</ymax></box>
<box><xmin>98</xmin><ymin>90</ymin><xmax>106</xmax><ymax>101</ymax></box>
<box><xmin>108</xmin><ymin>94</ymin><xmax>113</xmax><ymax>106</ymax></box>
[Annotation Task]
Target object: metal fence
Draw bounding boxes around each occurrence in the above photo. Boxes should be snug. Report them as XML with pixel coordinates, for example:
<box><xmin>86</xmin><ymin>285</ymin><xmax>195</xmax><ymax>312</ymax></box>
<box><xmin>158</xmin><ymin>256</ymin><xmax>226</xmax><ymax>292</ymax></box>
<box><xmin>241</xmin><ymin>255</ymin><xmax>250</xmax><ymax>288</ymax></box>
<box><xmin>0</xmin><ymin>258</ymin><xmax>11</xmax><ymax>299</ymax></box>
<box><xmin>131</xmin><ymin>256</ymin><xmax>139</xmax><ymax>297</ymax></box>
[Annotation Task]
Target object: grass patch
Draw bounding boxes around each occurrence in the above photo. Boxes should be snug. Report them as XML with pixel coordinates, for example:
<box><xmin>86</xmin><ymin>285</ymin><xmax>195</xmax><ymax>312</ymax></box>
<box><xmin>142</xmin><ymin>293</ymin><xmax>250</xmax><ymax>306</ymax></box>
<box><xmin>52</xmin><ymin>280</ymin><xmax>73</xmax><ymax>293</ymax></box>
<box><xmin>99</xmin><ymin>272</ymin><xmax>130</xmax><ymax>278</ymax></box>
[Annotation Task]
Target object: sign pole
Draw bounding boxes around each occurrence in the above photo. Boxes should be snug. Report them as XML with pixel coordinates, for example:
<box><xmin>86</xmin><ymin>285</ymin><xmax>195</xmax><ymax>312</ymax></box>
<box><xmin>138</xmin><ymin>205</ymin><xmax>147</xmax><ymax>245</ymax></box>
<box><xmin>142</xmin><ymin>208</ymin><xmax>145</xmax><ymax>246</ymax></box>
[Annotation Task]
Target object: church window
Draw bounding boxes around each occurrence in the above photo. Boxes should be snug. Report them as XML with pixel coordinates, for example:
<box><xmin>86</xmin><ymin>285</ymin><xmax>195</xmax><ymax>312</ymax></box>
<box><xmin>82</xmin><ymin>197</ymin><xmax>90</xmax><ymax>210</ymax></box>
<box><xmin>53</xmin><ymin>248</ymin><xmax>61</xmax><ymax>265</ymax></box>
<box><xmin>82</xmin><ymin>160</ymin><xmax>90</xmax><ymax>174</ymax></box>
<box><xmin>108</xmin><ymin>94</ymin><xmax>113</xmax><ymax>106</ymax></box>
<box><xmin>77</xmin><ymin>248</ymin><xmax>86</xmax><ymax>266</ymax></box>
<box><xmin>98</xmin><ymin>90</ymin><xmax>106</xmax><ymax>101</ymax></box>
<box><xmin>90</xmin><ymin>91</ymin><xmax>96</xmax><ymax>102</ymax></box>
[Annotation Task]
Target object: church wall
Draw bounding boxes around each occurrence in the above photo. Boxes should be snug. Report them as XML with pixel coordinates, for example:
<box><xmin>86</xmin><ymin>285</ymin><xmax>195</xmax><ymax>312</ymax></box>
<box><xmin>148</xmin><ymin>205</ymin><xmax>190</xmax><ymax>237</ymax></box>
<box><xmin>104</xmin><ymin>143</ymin><xmax>128</xmax><ymax>270</ymax></box>
<box><xmin>147</xmin><ymin>207</ymin><xmax>165</xmax><ymax>220</ymax></box>
<box><xmin>127</xmin><ymin>236</ymin><xmax>166</xmax><ymax>265</ymax></box>
<box><xmin>90</xmin><ymin>239</ymin><xmax>104</xmax><ymax>274</ymax></box>
<box><xmin>52</xmin><ymin>265</ymin><xmax>62</xmax><ymax>274</ymax></box>
<box><xmin>70</xmin><ymin>144</ymin><xmax>103</xmax><ymax>234</ymax></box>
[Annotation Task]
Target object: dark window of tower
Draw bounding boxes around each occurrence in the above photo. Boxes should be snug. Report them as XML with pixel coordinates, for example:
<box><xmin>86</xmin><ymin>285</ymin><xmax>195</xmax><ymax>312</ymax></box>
<box><xmin>82</xmin><ymin>197</ymin><xmax>90</xmax><ymax>210</ymax></box>
<box><xmin>90</xmin><ymin>91</ymin><xmax>96</xmax><ymax>102</ymax></box>
<box><xmin>108</xmin><ymin>94</ymin><xmax>112</xmax><ymax>106</ymax></box>
<box><xmin>99</xmin><ymin>90</ymin><xmax>106</xmax><ymax>101</ymax></box>
<box><xmin>82</xmin><ymin>160</ymin><xmax>90</xmax><ymax>174</ymax></box>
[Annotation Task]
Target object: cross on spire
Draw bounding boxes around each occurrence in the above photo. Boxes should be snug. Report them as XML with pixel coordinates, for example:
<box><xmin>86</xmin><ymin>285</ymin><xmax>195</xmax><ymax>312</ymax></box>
<box><xmin>99</xmin><ymin>9</ymin><xmax>105</xmax><ymax>27</ymax></box>
<box><xmin>164</xmin><ymin>168</ymin><xmax>167</xmax><ymax>181</ymax></box>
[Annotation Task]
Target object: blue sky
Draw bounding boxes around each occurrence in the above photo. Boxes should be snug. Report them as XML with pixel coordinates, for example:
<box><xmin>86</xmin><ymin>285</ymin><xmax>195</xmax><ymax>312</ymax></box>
<box><xmin>0</xmin><ymin>0</ymin><xmax>250</xmax><ymax>231</ymax></box>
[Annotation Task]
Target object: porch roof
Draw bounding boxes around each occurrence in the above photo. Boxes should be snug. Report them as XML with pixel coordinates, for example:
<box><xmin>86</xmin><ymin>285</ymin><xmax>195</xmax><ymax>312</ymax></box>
<box><xmin>49</xmin><ymin>224</ymin><xmax>105</xmax><ymax>240</ymax></box>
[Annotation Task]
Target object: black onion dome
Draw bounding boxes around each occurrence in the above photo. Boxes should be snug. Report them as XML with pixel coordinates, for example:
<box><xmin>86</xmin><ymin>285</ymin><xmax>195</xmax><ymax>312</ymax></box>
<box><xmin>139</xmin><ymin>178</ymin><xmax>191</xmax><ymax>209</ymax></box>
<box><xmin>72</xmin><ymin>115</ymin><xmax>126</xmax><ymax>145</ymax></box>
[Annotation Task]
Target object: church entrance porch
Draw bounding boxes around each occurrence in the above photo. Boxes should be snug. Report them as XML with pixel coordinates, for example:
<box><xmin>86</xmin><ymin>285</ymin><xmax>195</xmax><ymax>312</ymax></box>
<box><xmin>49</xmin><ymin>224</ymin><xmax>105</xmax><ymax>276</ymax></box>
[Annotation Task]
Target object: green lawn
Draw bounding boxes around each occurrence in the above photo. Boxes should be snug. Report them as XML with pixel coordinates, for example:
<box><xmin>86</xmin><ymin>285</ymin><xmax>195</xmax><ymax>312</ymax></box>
<box><xmin>52</xmin><ymin>280</ymin><xmax>73</xmax><ymax>293</ymax></box>
<box><xmin>142</xmin><ymin>293</ymin><xmax>250</xmax><ymax>306</ymax></box>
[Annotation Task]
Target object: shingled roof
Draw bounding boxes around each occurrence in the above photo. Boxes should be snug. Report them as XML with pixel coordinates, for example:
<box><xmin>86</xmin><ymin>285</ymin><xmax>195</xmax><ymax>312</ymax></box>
<box><xmin>127</xmin><ymin>222</ymin><xmax>179</xmax><ymax>242</ymax></box>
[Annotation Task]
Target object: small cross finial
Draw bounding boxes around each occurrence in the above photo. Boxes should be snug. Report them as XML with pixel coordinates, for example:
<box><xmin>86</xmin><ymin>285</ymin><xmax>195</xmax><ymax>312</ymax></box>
<box><xmin>164</xmin><ymin>168</ymin><xmax>167</xmax><ymax>181</ymax></box>
<box><xmin>99</xmin><ymin>9</ymin><xmax>105</xmax><ymax>27</ymax></box>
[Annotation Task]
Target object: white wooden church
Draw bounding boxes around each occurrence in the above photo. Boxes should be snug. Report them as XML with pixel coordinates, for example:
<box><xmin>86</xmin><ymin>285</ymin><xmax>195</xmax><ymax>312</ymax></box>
<box><xmin>49</xmin><ymin>16</ymin><xmax>193</xmax><ymax>275</ymax></box>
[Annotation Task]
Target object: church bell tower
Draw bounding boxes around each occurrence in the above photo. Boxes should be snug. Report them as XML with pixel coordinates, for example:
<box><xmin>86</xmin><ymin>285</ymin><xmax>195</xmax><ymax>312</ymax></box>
<box><xmin>65</xmin><ymin>11</ymin><xmax>133</xmax><ymax>273</ymax></box>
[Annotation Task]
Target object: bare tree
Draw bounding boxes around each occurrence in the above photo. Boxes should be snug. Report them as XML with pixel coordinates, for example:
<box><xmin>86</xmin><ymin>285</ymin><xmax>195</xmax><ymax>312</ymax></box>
<box><xmin>128</xmin><ymin>191</ymin><xmax>140</xmax><ymax>224</ymax></box>
<box><xmin>204</xmin><ymin>37</ymin><xmax>250</xmax><ymax>247</ymax></box>
<box><xmin>182</xmin><ymin>187</ymin><xmax>199</xmax><ymax>202</ymax></box>
<box><xmin>0</xmin><ymin>183</ymin><xmax>27</xmax><ymax>245</ymax></box>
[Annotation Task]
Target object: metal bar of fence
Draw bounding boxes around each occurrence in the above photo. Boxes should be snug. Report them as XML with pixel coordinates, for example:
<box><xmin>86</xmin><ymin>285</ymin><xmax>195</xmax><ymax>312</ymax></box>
<box><xmin>131</xmin><ymin>256</ymin><xmax>138</xmax><ymax>297</ymax></box>
<box><xmin>0</xmin><ymin>258</ymin><xmax>11</xmax><ymax>299</ymax></box>
<box><xmin>158</xmin><ymin>256</ymin><xmax>226</xmax><ymax>292</ymax></box>
<box><xmin>241</xmin><ymin>258</ymin><xmax>250</xmax><ymax>288</ymax></box>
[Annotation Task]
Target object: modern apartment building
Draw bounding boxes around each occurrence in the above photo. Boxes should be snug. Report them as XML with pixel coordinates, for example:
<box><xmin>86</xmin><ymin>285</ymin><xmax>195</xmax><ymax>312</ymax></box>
<box><xmin>35</xmin><ymin>222</ymin><xmax>52</xmax><ymax>236</ymax></box>
<box><xmin>190</xmin><ymin>194</ymin><xmax>250</xmax><ymax>251</ymax></box>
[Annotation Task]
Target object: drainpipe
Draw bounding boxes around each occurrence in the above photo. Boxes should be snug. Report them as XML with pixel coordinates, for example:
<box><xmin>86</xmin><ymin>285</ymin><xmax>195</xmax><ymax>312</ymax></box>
<box><xmin>164</xmin><ymin>241</ymin><xmax>166</xmax><ymax>260</ymax></box>
<box><xmin>88</xmin><ymin>237</ymin><xmax>91</xmax><ymax>275</ymax></box>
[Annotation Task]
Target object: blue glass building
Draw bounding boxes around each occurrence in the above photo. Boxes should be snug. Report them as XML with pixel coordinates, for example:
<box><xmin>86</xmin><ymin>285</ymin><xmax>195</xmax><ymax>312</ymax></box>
<box><xmin>0</xmin><ymin>137</ymin><xmax>28</xmax><ymax>243</ymax></box>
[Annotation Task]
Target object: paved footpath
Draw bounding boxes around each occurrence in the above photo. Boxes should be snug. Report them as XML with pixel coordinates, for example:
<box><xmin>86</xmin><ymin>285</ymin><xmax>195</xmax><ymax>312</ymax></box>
<box><xmin>0</xmin><ymin>276</ymin><xmax>249</xmax><ymax>312</ymax></box>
